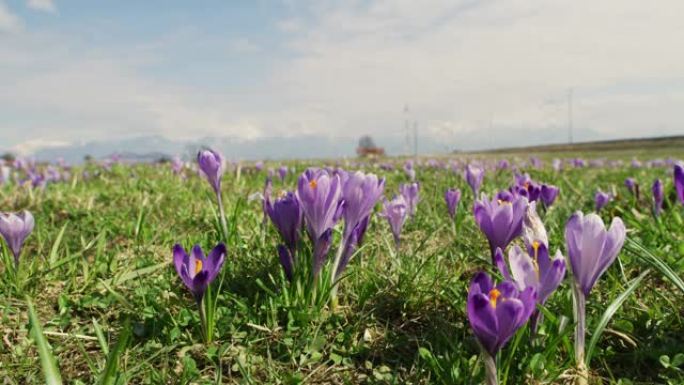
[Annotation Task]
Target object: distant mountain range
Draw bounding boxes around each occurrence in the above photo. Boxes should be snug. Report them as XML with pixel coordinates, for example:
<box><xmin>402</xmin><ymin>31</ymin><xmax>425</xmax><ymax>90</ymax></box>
<box><xmin>28</xmin><ymin>134</ymin><xmax>454</xmax><ymax>163</ymax></box>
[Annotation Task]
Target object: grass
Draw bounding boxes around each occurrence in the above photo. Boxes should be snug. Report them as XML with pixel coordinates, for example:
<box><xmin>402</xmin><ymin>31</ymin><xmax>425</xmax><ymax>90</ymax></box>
<box><xmin>0</xmin><ymin>153</ymin><xmax>683</xmax><ymax>384</ymax></box>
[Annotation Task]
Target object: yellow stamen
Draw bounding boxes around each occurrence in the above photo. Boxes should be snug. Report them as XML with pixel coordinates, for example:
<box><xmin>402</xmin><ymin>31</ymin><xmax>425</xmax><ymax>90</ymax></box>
<box><xmin>195</xmin><ymin>259</ymin><xmax>203</xmax><ymax>275</ymax></box>
<box><xmin>531</xmin><ymin>241</ymin><xmax>541</xmax><ymax>276</ymax></box>
<box><xmin>309</xmin><ymin>179</ymin><xmax>318</xmax><ymax>189</ymax></box>
<box><xmin>532</xmin><ymin>241</ymin><xmax>540</xmax><ymax>258</ymax></box>
<box><xmin>489</xmin><ymin>288</ymin><xmax>501</xmax><ymax>308</ymax></box>
<box><xmin>497</xmin><ymin>199</ymin><xmax>511</xmax><ymax>206</ymax></box>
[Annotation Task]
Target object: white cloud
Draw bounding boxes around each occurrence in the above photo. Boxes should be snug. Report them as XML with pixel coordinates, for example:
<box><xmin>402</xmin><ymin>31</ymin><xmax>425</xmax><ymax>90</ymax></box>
<box><xmin>0</xmin><ymin>31</ymin><xmax>267</xmax><ymax>147</ymax></box>
<box><xmin>0</xmin><ymin>2</ymin><xmax>22</xmax><ymax>32</ymax></box>
<box><xmin>26</xmin><ymin>0</ymin><xmax>57</xmax><ymax>13</ymax></box>
<box><xmin>268</xmin><ymin>0</ymin><xmax>684</xmax><ymax>145</ymax></box>
<box><xmin>26</xmin><ymin>0</ymin><xmax>56</xmax><ymax>13</ymax></box>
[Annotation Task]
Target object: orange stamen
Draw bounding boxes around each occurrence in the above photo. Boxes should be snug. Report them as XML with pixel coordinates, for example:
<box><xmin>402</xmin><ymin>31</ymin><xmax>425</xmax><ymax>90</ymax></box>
<box><xmin>489</xmin><ymin>288</ymin><xmax>501</xmax><ymax>308</ymax></box>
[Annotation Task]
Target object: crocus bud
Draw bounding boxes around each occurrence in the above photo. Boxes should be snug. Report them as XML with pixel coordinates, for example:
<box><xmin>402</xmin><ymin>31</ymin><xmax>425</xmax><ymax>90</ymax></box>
<box><xmin>0</xmin><ymin>211</ymin><xmax>35</xmax><ymax>267</ymax></box>
<box><xmin>380</xmin><ymin>195</ymin><xmax>408</xmax><ymax>247</ymax></box>
<box><xmin>444</xmin><ymin>188</ymin><xmax>461</xmax><ymax>219</ymax></box>
<box><xmin>473</xmin><ymin>194</ymin><xmax>528</xmax><ymax>260</ymax></box>
<box><xmin>197</xmin><ymin>149</ymin><xmax>225</xmax><ymax>195</ymax></box>
<box><xmin>652</xmin><ymin>179</ymin><xmax>664</xmax><ymax>216</ymax></box>
<box><xmin>465</xmin><ymin>164</ymin><xmax>484</xmax><ymax>196</ymax></box>
<box><xmin>565</xmin><ymin>211</ymin><xmax>626</xmax><ymax>296</ymax></box>
<box><xmin>399</xmin><ymin>182</ymin><xmax>420</xmax><ymax>217</ymax></box>
<box><xmin>674</xmin><ymin>164</ymin><xmax>684</xmax><ymax>205</ymax></box>
<box><xmin>594</xmin><ymin>190</ymin><xmax>611</xmax><ymax>212</ymax></box>
<box><xmin>540</xmin><ymin>184</ymin><xmax>559</xmax><ymax>207</ymax></box>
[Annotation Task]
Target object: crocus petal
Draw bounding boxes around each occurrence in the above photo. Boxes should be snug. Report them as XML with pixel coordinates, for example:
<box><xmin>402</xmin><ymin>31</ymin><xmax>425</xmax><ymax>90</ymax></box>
<box><xmin>205</xmin><ymin>243</ymin><xmax>227</xmax><ymax>283</ymax></box>
<box><xmin>508</xmin><ymin>245</ymin><xmax>539</xmax><ymax>291</ymax></box>
<box><xmin>467</xmin><ymin>293</ymin><xmax>499</xmax><ymax>355</ymax></box>
<box><xmin>493</xmin><ymin>247</ymin><xmax>512</xmax><ymax>282</ymax></box>
<box><xmin>538</xmin><ymin>255</ymin><xmax>566</xmax><ymax>304</ymax></box>
<box><xmin>493</xmin><ymin>298</ymin><xmax>525</xmax><ymax>354</ymax></box>
<box><xmin>312</xmin><ymin>228</ymin><xmax>333</xmax><ymax>276</ymax></box>
<box><xmin>173</xmin><ymin>244</ymin><xmax>188</xmax><ymax>279</ymax></box>
<box><xmin>585</xmin><ymin>217</ymin><xmax>625</xmax><ymax>296</ymax></box>
<box><xmin>277</xmin><ymin>244</ymin><xmax>294</xmax><ymax>281</ymax></box>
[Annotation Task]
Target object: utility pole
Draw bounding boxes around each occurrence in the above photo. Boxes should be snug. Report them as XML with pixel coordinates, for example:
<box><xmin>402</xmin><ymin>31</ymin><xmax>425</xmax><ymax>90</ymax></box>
<box><xmin>568</xmin><ymin>88</ymin><xmax>573</xmax><ymax>144</ymax></box>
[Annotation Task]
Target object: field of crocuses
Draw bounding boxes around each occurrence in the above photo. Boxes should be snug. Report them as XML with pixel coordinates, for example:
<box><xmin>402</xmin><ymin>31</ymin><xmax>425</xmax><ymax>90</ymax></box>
<box><xmin>1</xmin><ymin>151</ymin><xmax>684</xmax><ymax>384</ymax></box>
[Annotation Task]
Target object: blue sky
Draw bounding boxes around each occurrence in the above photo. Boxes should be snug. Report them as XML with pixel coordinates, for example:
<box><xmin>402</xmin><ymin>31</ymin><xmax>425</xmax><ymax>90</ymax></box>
<box><xmin>1</xmin><ymin>0</ymin><xmax>684</xmax><ymax>155</ymax></box>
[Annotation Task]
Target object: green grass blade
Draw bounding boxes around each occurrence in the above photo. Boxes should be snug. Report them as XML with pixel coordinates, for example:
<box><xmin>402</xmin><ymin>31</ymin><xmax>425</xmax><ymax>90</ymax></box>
<box><xmin>625</xmin><ymin>237</ymin><xmax>684</xmax><ymax>294</ymax></box>
<box><xmin>48</xmin><ymin>222</ymin><xmax>68</xmax><ymax>266</ymax></box>
<box><xmin>97</xmin><ymin>261</ymin><xmax>169</xmax><ymax>289</ymax></box>
<box><xmin>92</xmin><ymin>318</ymin><xmax>109</xmax><ymax>356</ymax></box>
<box><xmin>98</xmin><ymin>318</ymin><xmax>132</xmax><ymax>385</ymax></box>
<box><xmin>26</xmin><ymin>296</ymin><xmax>63</xmax><ymax>385</ymax></box>
<box><xmin>585</xmin><ymin>269</ymin><xmax>650</xmax><ymax>366</ymax></box>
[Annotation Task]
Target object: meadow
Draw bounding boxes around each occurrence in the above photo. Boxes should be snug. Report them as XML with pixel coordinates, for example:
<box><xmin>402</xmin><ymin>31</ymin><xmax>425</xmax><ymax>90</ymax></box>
<box><xmin>0</xmin><ymin>151</ymin><xmax>683</xmax><ymax>385</ymax></box>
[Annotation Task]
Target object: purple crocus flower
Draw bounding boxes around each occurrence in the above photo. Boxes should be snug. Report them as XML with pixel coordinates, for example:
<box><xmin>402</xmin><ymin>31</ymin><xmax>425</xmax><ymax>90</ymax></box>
<box><xmin>297</xmin><ymin>168</ymin><xmax>342</xmax><ymax>240</ymax></box>
<box><xmin>173</xmin><ymin>243</ymin><xmax>227</xmax><ymax>302</ymax></box>
<box><xmin>265</xmin><ymin>191</ymin><xmax>302</xmax><ymax>254</ymax></box>
<box><xmin>340</xmin><ymin>171</ymin><xmax>385</xmax><ymax>242</ymax></box>
<box><xmin>278</xmin><ymin>165</ymin><xmax>289</xmax><ymax>181</ymax></box>
<box><xmin>565</xmin><ymin>211</ymin><xmax>625</xmax><ymax>370</ymax></box>
<box><xmin>525</xmin><ymin>182</ymin><xmax>541</xmax><ymax>202</ymax></box>
<box><xmin>197</xmin><ymin>149</ymin><xmax>225</xmax><ymax>195</ymax></box>
<box><xmin>674</xmin><ymin>164</ymin><xmax>684</xmax><ymax>205</ymax></box>
<box><xmin>399</xmin><ymin>182</ymin><xmax>420</xmax><ymax>217</ymax></box>
<box><xmin>171</xmin><ymin>156</ymin><xmax>183</xmax><ymax>175</ymax></box>
<box><xmin>277</xmin><ymin>245</ymin><xmax>294</xmax><ymax>281</ymax></box>
<box><xmin>473</xmin><ymin>194</ymin><xmax>528</xmax><ymax>259</ymax></box>
<box><xmin>497</xmin><ymin>159</ymin><xmax>510</xmax><ymax>170</ymax></box>
<box><xmin>296</xmin><ymin>168</ymin><xmax>342</xmax><ymax>275</ymax></box>
<box><xmin>540</xmin><ymin>184</ymin><xmax>559</xmax><ymax>208</ymax></box>
<box><xmin>652</xmin><ymin>179</ymin><xmax>664</xmax><ymax>216</ymax></box>
<box><xmin>333</xmin><ymin>171</ymin><xmax>384</xmax><ymax>278</ymax></box>
<box><xmin>624</xmin><ymin>178</ymin><xmax>636</xmax><ymax>195</ymax></box>
<box><xmin>594</xmin><ymin>190</ymin><xmax>611</xmax><ymax>212</ymax></box>
<box><xmin>380</xmin><ymin>195</ymin><xmax>408</xmax><ymax>246</ymax></box>
<box><xmin>494</xmin><ymin>244</ymin><xmax>565</xmax><ymax>306</ymax></box>
<box><xmin>466</xmin><ymin>271</ymin><xmax>536</xmax><ymax>357</ymax></box>
<box><xmin>514</xmin><ymin>173</ymin><xmax>531</xmax><ymax>187</ymax></box>
<box><xmin>0</xmin><ymin>211</ymin><xmax>35</xmax><ymax>267</ymax></box>
<box><xmin>466</xmin><ymin>164</ymin><xmax>484</xmax><ymax>195</ymax></box>
<box><xmin>565</xmin><ymin>212</ymin><xmax>626</xmax><ymax>297</ymax></box>
<box><xmin>444</xmin><ymin>188</ymin><xmax>461</xmax><ymax>219</ymax></box>
<box><xmin>496</xmin><ymin>189</ymin><xmax>515</xmax><ymax>203</ymax></box>
<box><xmin>403</xmin><ymin>160</ymin><xmax>415</xmax><ymax>181</ymax></box>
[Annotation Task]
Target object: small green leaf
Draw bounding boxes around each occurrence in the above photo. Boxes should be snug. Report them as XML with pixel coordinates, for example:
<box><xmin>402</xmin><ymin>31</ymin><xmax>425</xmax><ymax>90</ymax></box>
<box><xmin>26</xmin><ymin>296</ymin><xmax>63</xmax><ymax>385</ymax></box>
<box><xmin>98</xmin><ymin>318</ymin><xmax>132</xmax><ymax>385</ymax></box>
